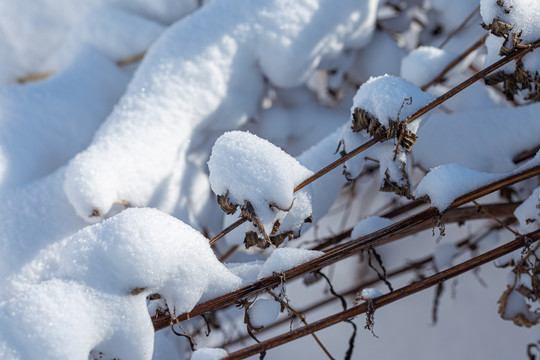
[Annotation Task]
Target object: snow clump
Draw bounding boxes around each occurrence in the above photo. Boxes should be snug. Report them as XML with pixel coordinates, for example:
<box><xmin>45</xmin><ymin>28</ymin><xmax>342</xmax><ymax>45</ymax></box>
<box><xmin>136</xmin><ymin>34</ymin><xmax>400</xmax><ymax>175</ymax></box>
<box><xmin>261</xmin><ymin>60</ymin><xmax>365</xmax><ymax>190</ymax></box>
<box><xmin>339</xmin><ymin>75</ymin><xmax>435</xmax><ymax>197</ymax></box>
<box><xmin>208</xmin><ymin>131</ymin><xmax>314</xmax><ymax>248</ymax></box>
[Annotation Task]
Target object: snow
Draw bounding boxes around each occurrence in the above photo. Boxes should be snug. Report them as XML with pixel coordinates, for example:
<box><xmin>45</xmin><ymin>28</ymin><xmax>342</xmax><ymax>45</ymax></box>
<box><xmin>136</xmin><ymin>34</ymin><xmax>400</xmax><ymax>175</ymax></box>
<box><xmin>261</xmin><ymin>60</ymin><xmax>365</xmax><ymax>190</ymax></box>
<box><xmin>434</xmin><ymin>243</ymin><xmax>458</xmax><ymax>271</ymax></box>
<box><xmin>351</xmin><ymin>216</ymin><xmax>394</xmax><ymax>239</ymax></box>
<box><xmin>481</xmin><ymin>0</ymin><xmax>540</xmax><ymax>74</ymax></box>
<box><xmin>0</xmin><ymin>0</ymin><xmax>199</xmax><ymax>82</ymax></box>
<box><xmin>40</xmin><ymin>8</ymin><xmax>165</xmax><ymax>72</ymax></box>
<box><xmin>416</xmin><ymin>152</ymin><xmax>540</xmax><ymax>211</ymax></box>
<box><xmin>514</xmin><ymin>187</ymin><xmax>540</xmax><ymax>232</ymax></box>
<box><xmin>192</xmin><ymin>348</ymin><xmax>228</xmax><ymax>360</ymax></box>
<box><xmin>413</xmin><ymin>104</ymin><xmax>540</xmax><ymax>173</ymax></box>
<box><xmin>400</xmin><ymin>46</ymin><xmax>460</xmax><ymax>87</ymax></box>
<box><xmin>350</xmin><ymin>74</ymin><xmax>435</xmax><ymax>129</ymax></box>
<box><xmin>0</xmin><ymin>279</ymin><xmax>154</xmax><ymax>360</ymax></box>
<box><xmin>208</xmin><ymin>131</ymin><xmax>313</xmax><ymax>236</ymax></box>
<box><xmin>361</xmin><ymin>287</ymin><xmax>383</xmax><ymax>299</ymax></box>
<box><xmin>1</xmin><ymin>0</ymin><xmax>539</xmax><ymax>358</ymax></box>
<box><xmin>58</xmin><ymin>208</ymin><xmax>242</xmax><ymax>313</ymax></box>
<box><xmin>258</xmin><ymin>248</ymin><xmax>323</xmax><ymax>279</ymax></box>
<box><xmin>339</xmin><ymin>75</ymin><xmax>435</xmax><ymax>190</ymax></box>
<box><xmin>0</xmin><ymin>48</ymin><xmax>128</xmax><ymax>191</ymax></box>
<box><xmin>247</xmin><ymin>299</ymin><xmax>282</xmax><ymax>328</ymax></box>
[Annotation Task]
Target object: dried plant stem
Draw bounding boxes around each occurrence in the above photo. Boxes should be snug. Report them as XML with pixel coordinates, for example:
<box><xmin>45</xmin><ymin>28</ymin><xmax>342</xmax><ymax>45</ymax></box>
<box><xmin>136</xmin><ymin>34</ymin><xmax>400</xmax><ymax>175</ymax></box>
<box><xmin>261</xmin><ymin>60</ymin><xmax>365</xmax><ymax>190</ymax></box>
<box><xmin>405</xmin><ymin>38</ymin><xmax>540</xmax><ymax>125</ymax></box>
<box><xmin>422</xmin><ymin>34</ymin><xmax>488</xmax><ymax>91</ymax></box>
<box><xmin>313</xmin><ymin>202</ymin><xmax>520</xmax><ymax>251</ymax></box>
<box><xmin>472</xmin><ymin>200</ymin><xmax>520</xmax><ymax>237</ymax></box>
<box><xmin>209</xmin><ymin>218</ymin><xmax>246</xmax><ymax>246</ymax></box>
<box><xmin>222</xmin><ymin>229</ymin><xmax>540</xmax><ymax>359</ymax></box>
<box><xmin>224</xmin><ymin>219</ymin><xmax>512</xmax><ymax>347</ymax></box>
<box><xmin>439</xmin><ymin>5</ymin><xmax>480</xmax><ymax>49</ymax></box>
<box><xmin>209</xmin><ymin>38</ymin><xmax>540</xmax><ymax>248</ymax></box>
<box><xmin>268</xmin><ymin>292</ymin><xmax>335</xmax><ymax>360</ymax></box>
<box><xmin>153</xmin><ymin>166</ymin><xmax>539</xmax><ymax>330</ymax></box>
<box><xmin>209</xmin><ymin>136</ymin><xmax>383</xmax><ymax>246</ymax></box>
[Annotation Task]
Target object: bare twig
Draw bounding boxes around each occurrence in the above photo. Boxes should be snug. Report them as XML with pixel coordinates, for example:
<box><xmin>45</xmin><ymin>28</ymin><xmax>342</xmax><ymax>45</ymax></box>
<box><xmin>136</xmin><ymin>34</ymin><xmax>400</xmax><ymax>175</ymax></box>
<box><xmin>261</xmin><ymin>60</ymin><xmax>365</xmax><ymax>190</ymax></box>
<box><xmin>439</xmin><ymin>5</ymin><xmax>480</xmax><ymax>49</ymax></box>
<box><xmin>222</xmin><ymin>229</ymin><xmax>540</xmax><ymax>359</ymax></box>
<box><xmin>405</xmin><ymin>38</ymin><xmax>540</xmax><ymax>125</ymax></box>
<box><xmin>267</xmin><ymin>292</ymin><xmax>335</xmax><ymax>360</ymax></box>
<box><xmin>422</xmin><ymin>34</ymin><xmax>488</xmax><ymax>91</ymax></box>
<box><xmin>153</xmin><ymin>166</ymin><xmax>539</xmax><ymax>330</ymax></box>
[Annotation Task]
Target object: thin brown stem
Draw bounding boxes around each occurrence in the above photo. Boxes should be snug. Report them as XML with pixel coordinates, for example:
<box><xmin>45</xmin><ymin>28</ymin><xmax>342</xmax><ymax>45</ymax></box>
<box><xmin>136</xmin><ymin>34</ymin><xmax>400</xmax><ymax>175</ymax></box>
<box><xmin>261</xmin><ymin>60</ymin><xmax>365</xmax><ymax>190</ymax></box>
<box><xmin>422</xmin><ymin>34</ymin><xmax>488</xmax><ymax>91</ymax></box>
<box><xmin>439</xmin><ymin>5</ymin><xmax>480</xmax><ymax>48</ymax></box>
<box><xmin>153</xmin><ymin>166</ymin><xmax>538</xmax><ymax>330</ymax></box>
<box><xmin>268</xmin><ymin>292</ymin><xmax>335</xmax><ymax>360</ymax></box>
<box><xmin>472</xmin><ymin>200</ymin><xmax>520</xmax><ymax>236</ymax></box>
<box><xmin>405</xmin><ymin>38</ymin><xmax>540</xmax><ymax>125</ymax></box>
<box><xmin>209</xmin><ymin>218</ymin><xmax>247</xmax><ymax>246</ymax></box>
<box><xmin>223</xmin><ymin>229</ymin><xmax>540</xmax><ymax>359</ymax></box>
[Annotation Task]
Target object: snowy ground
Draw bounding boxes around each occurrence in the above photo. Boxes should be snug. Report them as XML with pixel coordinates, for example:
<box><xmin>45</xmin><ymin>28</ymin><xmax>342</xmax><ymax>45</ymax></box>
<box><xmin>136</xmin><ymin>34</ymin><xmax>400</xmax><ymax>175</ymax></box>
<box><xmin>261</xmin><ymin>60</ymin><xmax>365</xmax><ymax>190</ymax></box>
<box><xmin>0</xmin><ymin>0</ymin><xmax>539</xmax><ymax>359</ymax></box>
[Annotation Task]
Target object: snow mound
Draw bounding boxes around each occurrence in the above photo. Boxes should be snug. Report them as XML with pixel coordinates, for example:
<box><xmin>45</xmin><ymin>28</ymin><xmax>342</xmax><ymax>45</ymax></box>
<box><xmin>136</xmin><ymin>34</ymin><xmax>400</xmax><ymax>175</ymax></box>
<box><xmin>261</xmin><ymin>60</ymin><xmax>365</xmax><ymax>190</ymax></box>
<box><xmin>58</xmin><ymin>208</ymin><xmax>242</xmax><ymax>314</ymax></box>
<box><xmin>62</xmin><ymin>0</ymin><xmax>379</xmax><ymax>225</ymax></box>
<box><xmin>208</xmin><ymin>131</ymin><xmax>313</xmax><ymax>245</ymax></box>
<box><xmin>0</xmin><ymin>48</ymin><xmax>128</xmax><ymax>191</ymax></box>
<box><xmin>400</xmin><ymin>46</ymin><xmax>459</xmax><ymax>87</ymax></box>
<box><xmin>0</xmin><ymin>279</ymin><xmax>153</xmax><ymax>360</ymax></box>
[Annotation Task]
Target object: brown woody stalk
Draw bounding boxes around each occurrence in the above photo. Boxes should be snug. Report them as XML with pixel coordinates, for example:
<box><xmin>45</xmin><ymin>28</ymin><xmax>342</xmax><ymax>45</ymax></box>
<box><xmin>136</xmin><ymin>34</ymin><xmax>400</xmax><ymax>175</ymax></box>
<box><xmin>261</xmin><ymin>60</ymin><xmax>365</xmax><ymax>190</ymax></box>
<box><xmin>224</xmin><ymin>218</ymin><xmax>515</xmax><ymax>347</ymax></box>
<box><xmin>422</xmin><ymin>34</ymin><xmax>488</xmax><ymax>91</ymax></box>
<box><xmin>208</xmin><ymin>39</ymin><xmax>540</xmax><ymax>247</ymax></box>
<box><xmin>153</xmin><ymin>166</ymin><xmax>539</xmax><ymax>330</ymax></box>
<box><xmin>312</xmin><ymin>202</ymin><xmax>518</xmax><ymax>251</ymax></box>
<box><xmin>223</xmin><ymin>229</ymin><xmax>540</xmax><ymax>359</ymax></box>
<box><xmin>405</xmin><ymin>38</ymin><xmax>540</xmax><ymax>125</ymax></box>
